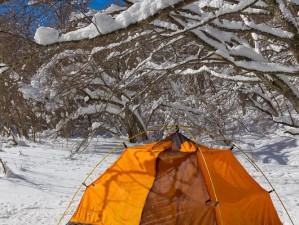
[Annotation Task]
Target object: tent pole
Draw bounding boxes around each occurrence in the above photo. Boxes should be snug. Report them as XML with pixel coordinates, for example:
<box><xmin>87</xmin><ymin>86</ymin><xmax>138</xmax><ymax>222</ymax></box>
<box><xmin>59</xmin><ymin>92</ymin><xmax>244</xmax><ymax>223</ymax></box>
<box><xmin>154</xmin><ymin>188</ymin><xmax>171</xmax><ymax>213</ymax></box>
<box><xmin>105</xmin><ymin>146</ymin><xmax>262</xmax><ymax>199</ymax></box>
<box><xmin>56</xmin><ymin>125</ymin><xmax>177</xmax><ymax>225</ymax></box>
<box><xmin>179</xmin><ymin>126</ymin><xmax>225</xmax><ymax>225</ymax></box>
<box><xmin>178</xmin><ymin>125</ymin><xmax>294</xmax><ymax>225</ymax></box>
<box><xmin>57</xmin><ymin>124</ymin><xmax>294</xmax><ymax>225</ymax></box>
<box><xmin>231</xmin><ymin>142</ymin><xmax>295</xmax><ymax>225</ymax></box>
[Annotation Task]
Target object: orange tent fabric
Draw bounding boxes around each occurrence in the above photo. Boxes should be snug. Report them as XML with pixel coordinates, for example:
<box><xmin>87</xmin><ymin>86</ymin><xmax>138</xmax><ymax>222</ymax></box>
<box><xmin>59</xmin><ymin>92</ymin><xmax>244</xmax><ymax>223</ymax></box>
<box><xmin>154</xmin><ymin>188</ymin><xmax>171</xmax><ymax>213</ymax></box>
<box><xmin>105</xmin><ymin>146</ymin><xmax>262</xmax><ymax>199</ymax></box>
<box><xmin>197</xmin><ymin>147</ymin><xmax>282</xmax><ymax>225</ymax></box>
<box><xmin>68</xmin><ymin>132</ymin><xmax>282</xmax><ymax>225</ymax></box>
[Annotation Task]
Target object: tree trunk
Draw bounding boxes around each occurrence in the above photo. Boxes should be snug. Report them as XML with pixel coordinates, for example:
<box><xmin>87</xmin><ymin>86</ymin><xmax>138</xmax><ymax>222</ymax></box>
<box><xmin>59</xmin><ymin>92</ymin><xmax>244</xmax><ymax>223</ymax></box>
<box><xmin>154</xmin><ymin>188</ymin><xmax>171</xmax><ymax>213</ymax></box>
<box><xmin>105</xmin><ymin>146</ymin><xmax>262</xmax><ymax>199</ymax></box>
<box><xmin>123</xmin><ymin>108</ymin><xmax>148</xmax><ymax>143</ymax></box>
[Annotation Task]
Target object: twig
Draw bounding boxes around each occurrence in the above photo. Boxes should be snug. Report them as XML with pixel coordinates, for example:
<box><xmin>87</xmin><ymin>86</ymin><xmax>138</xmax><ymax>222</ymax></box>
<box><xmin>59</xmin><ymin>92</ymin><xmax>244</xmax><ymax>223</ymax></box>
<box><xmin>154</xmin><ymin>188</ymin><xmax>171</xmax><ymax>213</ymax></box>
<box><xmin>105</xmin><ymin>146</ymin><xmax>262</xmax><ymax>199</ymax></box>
<box><xmin>0</xmin><ymin>158</ymin><xmax>7</xmax><ymax>175</ymax></box>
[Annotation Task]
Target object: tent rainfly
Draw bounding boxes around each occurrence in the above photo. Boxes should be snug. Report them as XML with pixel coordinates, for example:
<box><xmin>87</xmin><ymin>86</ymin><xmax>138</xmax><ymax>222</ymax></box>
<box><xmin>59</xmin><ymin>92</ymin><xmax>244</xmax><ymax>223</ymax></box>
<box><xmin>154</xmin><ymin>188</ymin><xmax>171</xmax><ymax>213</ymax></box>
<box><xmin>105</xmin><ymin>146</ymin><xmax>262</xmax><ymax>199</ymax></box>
<box><xmin>67</xmin><ymin>132</ymin><xmax>282</xmax><ymax>225</ymax></box>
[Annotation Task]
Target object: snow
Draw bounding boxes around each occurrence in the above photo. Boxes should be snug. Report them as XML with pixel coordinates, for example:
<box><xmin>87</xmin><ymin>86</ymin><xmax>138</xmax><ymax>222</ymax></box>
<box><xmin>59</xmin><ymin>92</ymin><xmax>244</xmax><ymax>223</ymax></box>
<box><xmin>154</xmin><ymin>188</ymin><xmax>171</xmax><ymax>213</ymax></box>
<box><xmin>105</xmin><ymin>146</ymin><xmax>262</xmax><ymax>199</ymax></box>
<box><xmin>198</xmin><ymin>0</ymin><xmax>223</xmax><ymax>8</ymax></box>
<box><xmin>27</xmin><ymin>0</ymin><xmax>38</xmax><ymax>5</ymax></box>
<box><xmin>104</xmin><ymin>4</ymin><xmax>127</xmax><ymax>14</ymax></box>
<box><xmin>240</xmin><ymin>15</ymin><xmax>294</xmax><ymax>38</ymax></box>
<box><xmin>0</xmin><ymin>63</ymin><xmax>9</xmax><ymax>74</ymax></box>
<box><xmin>192</xmin><ymin>0</ymin><xmax>257</xmax><ymax>19</ymax></box>
<box><xmin>115</xmin><ymin>0</ymin><xmax>180</xmax><ymax>27</ymax></box>
<box><xmin>92</xmin><ymin>122</ymin><xmax>102</xmax><ymax>131</ymax></box>
<box><xmin>152</xmin><ymin>20</ymin><xmax>179</xmax><ymax>31</ymax></box>
<box><xmin>19</xmin><ymin>85</ymin><xmax>44</xmax><ymax>101</ymax></box>
<box><xmin>30</xmin><ymin>0</ymin><xmax>299</xmax><ymax>84</ymax></box>
<box><xmin>93</xmin><ymin>13</ymin><xmax>122</xmax><ymax>34</ymax></box>
<box><xmin>0</xmin><ymin>138</ymin><xmax>121</xmax><ymax>225</ymax></box>
<box><xmin>0</xmin><ymin>134</ymin><xmax>298</xmax><ymax>224</ymax></box>
<box><xmin>90</xmin><ymin>31</ymin><xmax>151</xmax><ymax>57</ymax></box>
<box><xmin>276</xmin><ymin>0</ymin><xmax>298</xmax><ymax>28</ymax></box>
<box><xmin>34</xmin><ymin>27</ymin><xmax>59</xmax><ymax>46</ymax></box>
<box><xmin>276</xmin><ymin>74</ymin><xmax>299</xmax><ymax>99</ymax></box>
<box><xmin>69</xmin><ymin>9</ymin><xmax>97</xmax><ymax>22</ymax></box>
<box><xmin>178</xmin><ymin>66</ymin><xmax>260</xmax><ymax>82</ymax></box>
<box><xmin>34</xmin><ymin>0</ymin><xmax>183</xmax><ymax>45</ymax></box>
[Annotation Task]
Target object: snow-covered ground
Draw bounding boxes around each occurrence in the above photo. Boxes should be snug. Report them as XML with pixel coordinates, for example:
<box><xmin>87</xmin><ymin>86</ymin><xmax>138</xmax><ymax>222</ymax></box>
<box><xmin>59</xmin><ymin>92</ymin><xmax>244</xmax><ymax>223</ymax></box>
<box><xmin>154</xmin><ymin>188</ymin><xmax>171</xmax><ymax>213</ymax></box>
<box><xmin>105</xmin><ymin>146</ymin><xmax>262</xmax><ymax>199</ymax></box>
<box><xmin>0</xmin><ymin>134</ymin><xmax>298</xmax><ymax>225</ymax></box>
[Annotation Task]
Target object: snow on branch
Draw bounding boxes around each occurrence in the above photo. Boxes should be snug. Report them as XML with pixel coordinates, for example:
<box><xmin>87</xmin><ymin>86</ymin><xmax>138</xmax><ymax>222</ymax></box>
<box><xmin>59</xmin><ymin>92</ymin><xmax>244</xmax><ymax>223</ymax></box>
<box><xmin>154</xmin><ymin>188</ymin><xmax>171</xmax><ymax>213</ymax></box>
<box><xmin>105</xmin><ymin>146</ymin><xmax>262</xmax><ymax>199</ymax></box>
<box><xmin>240</xmin><ymin>15</ymin><xmax>294</xmax><ymax>39</ymax></box>
<box><xmin>275</xmin><ymin>0</ymin><xmax>298</xmax><ymax>29</ymax></box>
<box><xmin>210</xmin><ymin>17</ymin><xmax>293</xmax><ymax>39</ymax></box>
<box><xmin>90</xmin><ymin>31</ymin><xmax>152</xmax><ymax>57</ymax></box>
<box><xmin>276</xmin><ymin>74</ymin><xmax>299</xmax><ymax>99</ymax></box>
<box><xmin>226</xmin><ymin>57</ymin><xmax>298</xmax><ymax>74</ymax></box>
<box><xmin>120</xmin><ymin>35</ymin><xmax>184</xmax><ymax>85</ymax></box>
<box><xmin>190</xmin><ymin>28</ymin><xmax>298</xmax><ymax>74</ymax></box>
<box><xmin>164</xmin><ymin>0</ymin><xmax>258</xmax><ymax>38</ymax></box>
<box><xmin>34</xmin><ymin>0</ymin><xmax>184</xmax><ymax>45</ymax></box>
<box><xmin>177</xmin><ymin>66</ymin><xmax>260</xmax><ymax>82</ymax></box>
<box><xmin>273</xmin><ymin>116</ymin><xmax>299</xmax><ymax>127</ymax></box>
<box><xmin>0</xmin><ymin>63</ymin><xmax>9</xmax><ymax>74</ymax></box>
<box><xmin>152</xmin><ymin>20</ymin><xmax>179</xmax><ymax>31</ymax></box>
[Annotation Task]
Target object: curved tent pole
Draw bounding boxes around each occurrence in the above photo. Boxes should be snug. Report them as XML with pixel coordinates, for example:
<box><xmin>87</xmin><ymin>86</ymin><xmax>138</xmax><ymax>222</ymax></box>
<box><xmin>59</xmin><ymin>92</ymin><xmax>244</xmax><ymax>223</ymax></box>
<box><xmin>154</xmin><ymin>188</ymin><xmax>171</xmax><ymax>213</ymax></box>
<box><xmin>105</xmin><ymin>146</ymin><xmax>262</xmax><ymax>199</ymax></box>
<box><xmin>179</xmin><ymin>126</ymin><xmax>225</xmax><ymax>225</ymax></box>
<box><xmin>56</xmin><ymin>125</ymin><xmax>177</xmax><ymax>225</ymax></box>
<box><xmin>178</xmin><ymin>125</ymin><xmax>294</xmax><ymax>225</ymax></box>
<box><xmin>230</xmin><ymin>142</ymin><xmax>295</xmax><ymax>225</ymax></box>
<box><xmin>57</xmin><ymin>124</ymin><xmax>294</xmax><ymax>225</ymax></box>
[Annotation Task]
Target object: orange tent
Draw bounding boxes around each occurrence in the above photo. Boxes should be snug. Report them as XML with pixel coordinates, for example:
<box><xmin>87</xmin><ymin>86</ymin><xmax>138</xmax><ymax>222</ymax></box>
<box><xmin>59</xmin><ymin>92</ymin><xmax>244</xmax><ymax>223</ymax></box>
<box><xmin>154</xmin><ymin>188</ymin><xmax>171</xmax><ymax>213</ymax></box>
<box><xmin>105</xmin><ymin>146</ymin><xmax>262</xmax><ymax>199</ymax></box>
<box><xmin>67</xmin><ymin>132</ymin><xmax>282</xmax><ymax>225</ymax></box>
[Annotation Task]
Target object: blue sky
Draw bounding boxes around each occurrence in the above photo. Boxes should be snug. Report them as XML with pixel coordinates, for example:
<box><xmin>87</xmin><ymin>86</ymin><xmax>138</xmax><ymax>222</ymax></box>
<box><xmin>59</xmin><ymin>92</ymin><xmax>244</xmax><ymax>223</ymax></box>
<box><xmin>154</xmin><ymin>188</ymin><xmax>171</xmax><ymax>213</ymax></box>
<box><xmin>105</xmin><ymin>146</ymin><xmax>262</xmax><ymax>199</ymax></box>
<box><xmin>89</xmin><ymin>0</ymin><xmax>125</xmax><ymax>10</ymax></box>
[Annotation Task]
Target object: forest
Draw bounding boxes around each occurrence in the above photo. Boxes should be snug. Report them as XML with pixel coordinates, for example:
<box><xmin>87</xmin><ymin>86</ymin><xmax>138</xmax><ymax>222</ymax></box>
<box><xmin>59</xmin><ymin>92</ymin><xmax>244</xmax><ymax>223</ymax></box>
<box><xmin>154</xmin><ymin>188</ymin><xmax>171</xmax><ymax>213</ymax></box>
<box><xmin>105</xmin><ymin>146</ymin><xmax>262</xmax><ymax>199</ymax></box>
<box><xmin>0</xmin><ymin>0</ymin><xmax>298</xmax><ymax>145</ymax></box>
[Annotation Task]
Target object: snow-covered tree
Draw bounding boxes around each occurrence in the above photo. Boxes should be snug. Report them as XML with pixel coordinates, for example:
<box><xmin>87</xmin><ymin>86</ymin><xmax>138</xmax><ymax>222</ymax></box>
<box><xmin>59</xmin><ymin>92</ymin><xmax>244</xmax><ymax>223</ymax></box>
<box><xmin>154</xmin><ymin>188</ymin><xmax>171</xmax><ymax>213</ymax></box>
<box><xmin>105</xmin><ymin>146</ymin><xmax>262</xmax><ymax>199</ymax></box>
<box><xmin>1</xmin><ymin>0</ymin><xmax>299</xmax><ymax>144</ymax></box>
